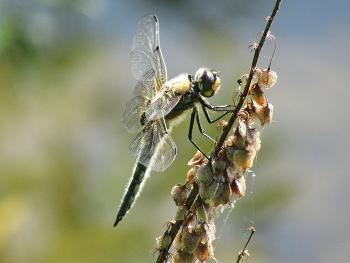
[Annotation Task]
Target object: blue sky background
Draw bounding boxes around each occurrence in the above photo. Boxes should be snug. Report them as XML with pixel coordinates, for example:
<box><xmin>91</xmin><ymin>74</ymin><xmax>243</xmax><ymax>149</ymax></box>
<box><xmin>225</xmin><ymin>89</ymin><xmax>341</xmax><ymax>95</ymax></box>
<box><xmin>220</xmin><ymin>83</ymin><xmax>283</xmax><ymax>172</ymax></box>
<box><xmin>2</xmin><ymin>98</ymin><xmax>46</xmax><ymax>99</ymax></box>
<box><xmin>1</xmin><ymin>1</ymin><xmax>350</xmax><ymax>262</ymax></box>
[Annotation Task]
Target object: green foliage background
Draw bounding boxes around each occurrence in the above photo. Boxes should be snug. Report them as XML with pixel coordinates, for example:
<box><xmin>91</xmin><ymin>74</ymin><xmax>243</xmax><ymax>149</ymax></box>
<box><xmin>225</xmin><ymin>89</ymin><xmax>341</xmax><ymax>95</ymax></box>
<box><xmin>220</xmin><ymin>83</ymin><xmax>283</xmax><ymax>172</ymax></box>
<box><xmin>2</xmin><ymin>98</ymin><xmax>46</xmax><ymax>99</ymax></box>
<box><xmin>1</xmin><ymin>1</ymin><xmax>350</xmax><ymax>263</ymax></box>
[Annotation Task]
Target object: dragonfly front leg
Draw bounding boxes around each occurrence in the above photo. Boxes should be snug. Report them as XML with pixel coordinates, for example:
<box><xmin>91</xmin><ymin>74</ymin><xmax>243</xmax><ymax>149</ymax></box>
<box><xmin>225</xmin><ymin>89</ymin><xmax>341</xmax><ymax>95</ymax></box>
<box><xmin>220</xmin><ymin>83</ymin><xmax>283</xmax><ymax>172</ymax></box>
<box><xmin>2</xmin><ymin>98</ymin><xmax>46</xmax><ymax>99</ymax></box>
<box><xmin>202</xmin><ymin>105</ymin><xmax>231</xmax><ymax>123</ymax></box>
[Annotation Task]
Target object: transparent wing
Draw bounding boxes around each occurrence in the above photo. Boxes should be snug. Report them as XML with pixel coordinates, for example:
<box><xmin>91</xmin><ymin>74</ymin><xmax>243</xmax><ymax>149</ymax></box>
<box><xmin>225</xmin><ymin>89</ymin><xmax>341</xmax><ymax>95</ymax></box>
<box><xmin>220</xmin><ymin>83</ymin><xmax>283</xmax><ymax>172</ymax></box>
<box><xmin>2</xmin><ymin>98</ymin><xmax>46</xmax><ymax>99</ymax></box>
<box><xmin>146</xmin><ymin>94</ymin><xmax>181</xmax><ymax>120</ymax></box>
<box><xmin>122</xmin><ymin>80</ymin><xmax>152</xmax><ymax>133</ymax></box>
<box><xmin>128</xmin><ymin>120</ymin><xmax>177</xmax><ymax>172</ymax></box>
<box><xmin>131</xmin><ymin>14</ymin><xmax>167</xmax><ymax>85</ymax></box>
<box><xmin>123</xmin><ymin>14</ymin><xmax>167</xmax><ymax>133</ymax></box>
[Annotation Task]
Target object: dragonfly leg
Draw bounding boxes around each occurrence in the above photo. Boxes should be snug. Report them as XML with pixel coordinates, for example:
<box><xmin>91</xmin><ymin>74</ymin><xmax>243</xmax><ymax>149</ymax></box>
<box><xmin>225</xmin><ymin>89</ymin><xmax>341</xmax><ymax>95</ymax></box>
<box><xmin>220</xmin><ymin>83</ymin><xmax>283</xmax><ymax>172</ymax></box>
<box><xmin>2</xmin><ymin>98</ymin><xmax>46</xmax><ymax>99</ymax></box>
<box><xmin>188</xmin><ymin>107</ymin><xmax>215</xmax><ymax>161</ymax></box>
<box><xmin>202</xmin><ymin>105</ymin><xmax>231</xmax><ymax>123</ymax></box>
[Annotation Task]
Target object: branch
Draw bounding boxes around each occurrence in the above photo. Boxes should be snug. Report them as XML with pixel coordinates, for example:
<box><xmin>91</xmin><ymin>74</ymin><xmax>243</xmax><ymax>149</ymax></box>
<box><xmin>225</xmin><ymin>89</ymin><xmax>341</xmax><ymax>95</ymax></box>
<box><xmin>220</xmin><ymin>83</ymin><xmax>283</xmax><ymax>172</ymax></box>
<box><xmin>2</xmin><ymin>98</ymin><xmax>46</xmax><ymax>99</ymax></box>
<box><xmin>155</xmin><ymin>1</ymin><xmax>282</xmax><ymax>262</ymax></box>
<box><xmin>216</xmin><ymin>0</ymin><xmax>282</xmax><ymax>151</ymax></box>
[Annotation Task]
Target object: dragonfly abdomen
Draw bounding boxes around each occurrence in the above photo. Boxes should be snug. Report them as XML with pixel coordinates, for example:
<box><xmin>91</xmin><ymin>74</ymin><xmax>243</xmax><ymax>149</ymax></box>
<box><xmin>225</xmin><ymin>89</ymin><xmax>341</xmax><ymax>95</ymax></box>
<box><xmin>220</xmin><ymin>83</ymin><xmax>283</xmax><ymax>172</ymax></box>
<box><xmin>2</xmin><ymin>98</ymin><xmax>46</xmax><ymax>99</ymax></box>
<box><xmin>114</xmin><ymin>162</ymin><xmax>149</xmax><ymax>226</ymax></box>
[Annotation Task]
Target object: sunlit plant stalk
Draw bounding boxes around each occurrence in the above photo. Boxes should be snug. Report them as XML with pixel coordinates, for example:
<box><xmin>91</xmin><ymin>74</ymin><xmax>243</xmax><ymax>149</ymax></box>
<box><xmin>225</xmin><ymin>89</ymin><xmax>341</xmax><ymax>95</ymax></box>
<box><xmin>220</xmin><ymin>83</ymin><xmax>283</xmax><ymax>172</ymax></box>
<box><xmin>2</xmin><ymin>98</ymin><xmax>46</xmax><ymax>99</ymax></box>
<box><xmin>154</xmin><ymin>1</ymin><xmax>282</xmax><ymax>262</ymax></box>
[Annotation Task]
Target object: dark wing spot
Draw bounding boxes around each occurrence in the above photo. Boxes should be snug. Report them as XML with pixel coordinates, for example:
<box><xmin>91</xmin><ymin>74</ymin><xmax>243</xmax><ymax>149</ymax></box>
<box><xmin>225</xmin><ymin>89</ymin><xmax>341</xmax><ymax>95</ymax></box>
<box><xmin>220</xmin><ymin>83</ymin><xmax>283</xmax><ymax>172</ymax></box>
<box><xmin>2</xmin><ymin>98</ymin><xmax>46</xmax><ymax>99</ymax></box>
<box><xmin>140</xmin><ymin>112</ymin><xmax>147</xmax><ymax>126</ymax></box>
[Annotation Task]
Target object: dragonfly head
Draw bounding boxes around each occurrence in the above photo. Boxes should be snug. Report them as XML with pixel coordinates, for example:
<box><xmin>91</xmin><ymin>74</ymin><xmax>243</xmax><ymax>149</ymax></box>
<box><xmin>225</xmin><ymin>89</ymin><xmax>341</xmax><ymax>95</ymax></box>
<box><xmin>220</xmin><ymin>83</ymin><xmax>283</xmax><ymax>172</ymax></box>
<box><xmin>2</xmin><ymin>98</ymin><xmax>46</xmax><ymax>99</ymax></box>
<box><xmin>195</xmin><ymin>68</ymin><xmax>221</xmax><ymax>97</ymax></box>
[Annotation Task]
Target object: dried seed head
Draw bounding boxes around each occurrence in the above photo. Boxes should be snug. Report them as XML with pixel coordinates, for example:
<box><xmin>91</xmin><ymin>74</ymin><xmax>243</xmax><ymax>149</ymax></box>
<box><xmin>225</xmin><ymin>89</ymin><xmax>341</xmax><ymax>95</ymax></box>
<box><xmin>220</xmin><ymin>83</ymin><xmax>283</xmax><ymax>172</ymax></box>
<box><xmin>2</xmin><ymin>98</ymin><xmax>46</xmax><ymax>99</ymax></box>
<box><xmin>256</xmin><ymin>102</ymin><xmax>273</xmax><ymax>126</ymax></box>
<box><xmin>246</xmin><ymin>128</ymin><xmax>261</xmax><ymax>152</ymax></box>
<box><xmin>233</xmin><ymin>115</ymin><xmax>247</xmax><ymax>149</ymax></box>
<box><xmin>196</xmin><ymin>164</ymin><xmax>214</xmax><ymax>186</ymax></box>
<box><xmin>186</xmin><ymin>168</ymin><xmax>196</xmax><ymax>183</ymax></box>
<box><xmin>193</xmin><ymin>201</ymin><xmax>209</xmax><ymax>223</ymax></box>
<box><xmin>194</xmin><ymin>241</ymin><xmax>214</xmax><ymax>262</ymax></box>
<box><xmin>175</xmin><ymin>206</ymin><xmax>189</xmax><ymax>221</ymax></box>
<box><xmin>173</xmin><ymin>232</ymin><xmax>183</xmax><ymax>252</ymax></box>
<box><xmin>196</xmin><ymin>222</ymin><xmax>216</xmax><ymax>243</ymax></box>
<box><xmin>210</xmin><ymin>180</ymin><xmax>232</xmax><ymax>207</ymax></box>
<box><xmin>250</xmin><ymin>82</ymin><xmax>267</xmax><ymax>106</ymax></box>
<box><xmin>232</xmin><ymin>145</ymin><xmax>256</xmax><ymax>173</ymax></box>
<box><xmin>231</xmin><ymin>174</ymin><xmax>246</xmax><ymax>197</ymax></box>
<box><xmin>171</xmin><ymin>184</ymin><xmax>189</xmax><ymax>206</ymax></box>
<box><xmin>244</xmin><ymin>102</ymin><xmax>257</xmax><ymax>123</ymax></box>
<box><xmin>155</xmin><ymin>234</ymin><xmax>172</xmax><ymax>250</ymax></box>
<box><xmin>164</xmin><ymin>220</ymin><xmax>176</xmax><ymax>230</ymax></box>
<box><xmin>172</xmin><ymin>251</ymin><xmax>196</xmax><ymax>263</ymax></box>
<box><xmin>226</xmin><ymin>144</ymin><xmax>236</xmax><ymax>164</ymax></box>
<box><xmin>182</xmin><ymin>226</ymin><xmax>202</xmax><ymax>253</ymax></box>
<box><xmin>225</xmin><ymin>135</ymin><xmax>235</xmax><ymax>147</ymax></box>
<box><xmin>225</xmin><ymin>162</ymin><xmax>236</xmax><ymax>184</ymax></box>
<box><xmin>188</xmin><ymin>151</ymin><xmax>207</xmax><ymax>167</ymax></box>
<box><xmin>259</xmin><ymin>69</ymin><xmax>277</xmax><ymax>88</ymax></box>
<box><xmin>213</xmin><ymin>157</ymin><xmax>226</xmax><ymax>173</ymax></box>
<box><xmin>183</xmin><ymin>214</ymin><xmax>195</xmax><ymax>227</ymax></box>
<box><xmin>200</xmin><ymin>177</ymin><xmax>232</xmax><ymax>207</ymax></box>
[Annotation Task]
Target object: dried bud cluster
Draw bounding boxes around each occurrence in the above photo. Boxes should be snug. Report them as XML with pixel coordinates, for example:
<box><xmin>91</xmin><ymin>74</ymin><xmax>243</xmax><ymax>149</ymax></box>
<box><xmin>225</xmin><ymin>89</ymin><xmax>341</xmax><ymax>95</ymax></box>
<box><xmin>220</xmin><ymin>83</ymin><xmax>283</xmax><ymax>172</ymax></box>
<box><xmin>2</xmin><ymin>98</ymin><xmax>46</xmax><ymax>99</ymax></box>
<box><xmin>154</xmin><ymin>67</ymin><xmax>277</xmax><ymax>262</ymax></box>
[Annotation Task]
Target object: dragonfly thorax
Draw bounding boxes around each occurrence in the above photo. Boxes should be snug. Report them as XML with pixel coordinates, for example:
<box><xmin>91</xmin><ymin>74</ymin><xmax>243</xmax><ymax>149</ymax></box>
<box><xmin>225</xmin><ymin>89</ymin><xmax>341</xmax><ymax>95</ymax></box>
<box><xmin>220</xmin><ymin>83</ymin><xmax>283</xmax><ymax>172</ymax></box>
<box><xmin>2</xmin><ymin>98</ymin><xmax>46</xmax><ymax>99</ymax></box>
<box><xmin>163</xmin><ymin>73</ymin><xmax>191</xmax><ymax>95</ymax></box>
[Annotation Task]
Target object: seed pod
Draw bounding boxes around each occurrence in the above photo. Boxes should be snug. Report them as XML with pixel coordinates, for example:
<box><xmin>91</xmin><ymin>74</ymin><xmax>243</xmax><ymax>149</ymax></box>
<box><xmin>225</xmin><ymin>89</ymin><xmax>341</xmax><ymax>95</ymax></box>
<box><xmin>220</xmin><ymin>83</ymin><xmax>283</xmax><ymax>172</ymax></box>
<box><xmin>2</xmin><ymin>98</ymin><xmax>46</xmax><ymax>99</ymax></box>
<box><xmin>186</xmin><ymin>167</ymin><xmax>196</xmax><ymax>183</ymax></box>
<box><xmin>210</xmin><ymin>180</ymin><xmax>232</xmax><ymax>207</ymax></box>
<box><xmin>155</xmin><ymin>234</ymin><xmax>172</xmax><ymax>250</ymax></box>
<box><xmin>231</xmin><ymin>173</ymin><xmax>246</xmax><ymax>197</ymax></box>
<box><xmin>225</xmin><ymin>162</ymin><xmax>236</xmax><ymax>184</ymax></box>
<box><xmin>196</xmin><ymin>164</ymin><xmax>214</xmax><ymax>186</ymax></box>
<box><xmin>213</xmin><ymin>157</ymin><xmax>226</xmax><ymax>173</ymax></box>
<box><xmin>226</xmin><ymin>143</ymin><xmax>236</xmax><ymax>163</ymax></box>
<box><xmin>195</xmin><ymin>204</ymin><xmax>208</xmax><ymax>223</ymax></box>
<box><xmin>200</xmin><ymin>176</ymin><xmax>232</xmax><ymax>207</ymax></box>
<box><xmin>172</xmin><ymin>251</ymin><xmax>196</xmax><ymax>263</ymax></box>
<box><xmin>194</xmin><ymin>241</ymin><xmax>214</xmax><ymax>262</ymax></box>
<box><xmin>245</xmin><ymin>102</ymin><xmax>257</xmax><ymax>123</ymax></box>
<box><xmin>233</xmin><ymin>145</ymin><xmax>256</xmax><ymax>172</ymax></box>
<box><xmin>233</xmin><ymin>117</ymin><xmax>247</xmax><ymax>149</ymax></box>
<box><xmin>188</xmin><ymin>151</ymin><xmax>207</xmax><ymax>167</ymax></box>
<box><xmin>171</xmin><ymin>184</ymin><xmax>189</xmax><ymax>206</ymax></box>
<box><xmin>259</xmin><ymin>69</ymin><xmax>277</xmax><ymax>88</ymax></box>
<box><xmin>246</xmin><ymin>128</ymin><xmax>261</xmax><ymax>152</ymax></box>
<box><xmin>250</xmin><ymin>82</ymin><xmax>267</xmax><ymax>106</ymax></box>
<box><xmin>182</xmin><ymin>226</ymin><xmax>202</xmax><ymax>253</ymax></box>
<box><xmin>175</xmin><ymin>206</ymin><xmax>189</xmax><ymax>221</ymax></box>
<box><xmin>173</xmin><ymin>231</ymin><xmax>183</xmax><ymax>251</ymax></box>
<box><xmin>256</xmin><ymin>102</ymin><xmax>273</xmax><ymax>126</ymax></box>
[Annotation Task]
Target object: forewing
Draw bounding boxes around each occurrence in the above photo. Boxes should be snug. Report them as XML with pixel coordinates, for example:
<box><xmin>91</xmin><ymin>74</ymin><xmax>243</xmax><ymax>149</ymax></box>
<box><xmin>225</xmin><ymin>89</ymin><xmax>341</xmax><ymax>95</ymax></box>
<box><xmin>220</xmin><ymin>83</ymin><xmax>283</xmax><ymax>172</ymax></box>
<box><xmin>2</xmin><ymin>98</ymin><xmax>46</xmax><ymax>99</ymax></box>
<box><xmin>123</xmin><ymin>14</ymin><xmax>167</xmax><ymax>133</ymax></box>
<box><xmin>128</xmin><ymin>120</ymin><xmax>177</xmax><ymax>172</ymax></box>
<box><xmin>131</xmin><ymin>14</ymin><xmax>167</xmax><ymax>86</ymax></box>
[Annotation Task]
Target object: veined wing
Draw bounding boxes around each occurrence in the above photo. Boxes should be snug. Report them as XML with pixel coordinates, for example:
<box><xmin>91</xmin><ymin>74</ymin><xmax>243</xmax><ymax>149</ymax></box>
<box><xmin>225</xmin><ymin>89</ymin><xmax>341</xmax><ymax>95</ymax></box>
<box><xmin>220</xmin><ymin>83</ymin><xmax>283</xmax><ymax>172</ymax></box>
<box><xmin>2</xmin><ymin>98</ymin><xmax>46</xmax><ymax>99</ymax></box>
<box><xmin>122</xmin><ymin>80</ymin><xmax>153</xmax><ymax>133</ymax></box>
<box><xmin>131</xmin><ymin>14</ymin><xmax>166</xmax><ymax>84</ymax></box>
<box><xmin>123</xmin><ymin>14</ymin><xmax>167</xmax><ymax>133</ymax></box>
<box><xmin>128</xmin><ymin>120</ymin><xmax>177</xmax><ymax>172</ymax></box>
<box><xmin>145</xmin><ymin>93</ymin><xmax>181</xmax><ymax>121</ymax></box>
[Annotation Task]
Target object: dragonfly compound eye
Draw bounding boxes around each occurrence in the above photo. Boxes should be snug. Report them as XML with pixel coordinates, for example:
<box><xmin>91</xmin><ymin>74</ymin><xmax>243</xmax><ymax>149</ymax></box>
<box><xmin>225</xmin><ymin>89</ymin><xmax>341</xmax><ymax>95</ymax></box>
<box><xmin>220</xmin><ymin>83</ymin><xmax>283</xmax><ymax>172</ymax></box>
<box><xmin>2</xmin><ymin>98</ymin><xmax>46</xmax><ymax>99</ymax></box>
<box><xmin>195</xmin><ymin>68</ymin><xmax>221</xmax><ymax>97</ymax></box>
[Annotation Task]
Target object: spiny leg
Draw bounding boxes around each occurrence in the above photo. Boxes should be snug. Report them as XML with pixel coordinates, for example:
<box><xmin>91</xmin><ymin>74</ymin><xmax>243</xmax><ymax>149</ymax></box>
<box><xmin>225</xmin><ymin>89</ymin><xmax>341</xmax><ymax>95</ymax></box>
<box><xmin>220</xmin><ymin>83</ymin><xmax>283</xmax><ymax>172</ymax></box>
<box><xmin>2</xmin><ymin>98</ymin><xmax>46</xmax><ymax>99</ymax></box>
<box><xmin>202</xmin><ymin>105</ymin><xmax>231</xmax><ymax>123</ymax></box>
<box><xmin>188</xmin><ymin>107</ymin><xmax>215</xmax><ymax>161</ymax></box>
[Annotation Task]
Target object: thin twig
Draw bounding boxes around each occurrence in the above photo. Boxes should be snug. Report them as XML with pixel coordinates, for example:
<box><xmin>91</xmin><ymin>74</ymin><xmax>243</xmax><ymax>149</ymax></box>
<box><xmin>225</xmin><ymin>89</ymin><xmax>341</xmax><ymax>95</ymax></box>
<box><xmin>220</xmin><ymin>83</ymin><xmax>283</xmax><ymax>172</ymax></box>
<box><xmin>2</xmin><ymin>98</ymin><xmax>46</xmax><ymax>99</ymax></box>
<box><xmin>216</xmin><ymin>0</ymin><xmax>282</xmax><ymax>151</ymax></box>
<box><xmin>236</xmin><ymin>227</ymin><xmax>256</xmax><ymax>263</ymax></box>
<box><xmin>155</xmin><ymin>1</ymin><xmax>282</xmax><ymax>262</ymax></box>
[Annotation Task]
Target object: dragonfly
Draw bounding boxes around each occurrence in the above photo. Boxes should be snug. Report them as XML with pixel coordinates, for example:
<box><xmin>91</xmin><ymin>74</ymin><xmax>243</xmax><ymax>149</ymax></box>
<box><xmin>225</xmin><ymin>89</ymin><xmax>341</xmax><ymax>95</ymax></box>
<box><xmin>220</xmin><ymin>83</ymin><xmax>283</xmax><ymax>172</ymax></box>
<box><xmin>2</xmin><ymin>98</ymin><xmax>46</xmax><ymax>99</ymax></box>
<box><xmin>114</xmin><ymin>14</ymin><xmax>234</xmax><ymax>226</ymax></box>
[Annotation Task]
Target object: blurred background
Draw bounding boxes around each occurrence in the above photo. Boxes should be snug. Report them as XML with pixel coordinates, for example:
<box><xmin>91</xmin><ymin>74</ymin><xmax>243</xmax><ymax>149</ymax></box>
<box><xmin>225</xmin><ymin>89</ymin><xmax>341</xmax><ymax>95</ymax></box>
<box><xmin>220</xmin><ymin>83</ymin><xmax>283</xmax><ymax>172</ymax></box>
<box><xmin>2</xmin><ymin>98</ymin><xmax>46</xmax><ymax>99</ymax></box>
<box><xmin>1</xmin><ymin>0</ymin><xmax>350</xmax><ymax>262</ymax></box>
